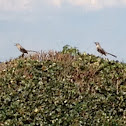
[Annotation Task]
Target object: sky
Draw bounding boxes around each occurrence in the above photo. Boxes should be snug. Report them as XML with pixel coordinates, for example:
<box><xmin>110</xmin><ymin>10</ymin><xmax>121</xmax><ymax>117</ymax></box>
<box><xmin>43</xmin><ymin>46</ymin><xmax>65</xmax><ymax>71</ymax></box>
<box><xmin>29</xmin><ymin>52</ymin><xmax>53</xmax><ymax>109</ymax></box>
<box><xmin>0</xmin><ymin>0</ymin><xmax>126</xmax><ymax>62</ymax></box>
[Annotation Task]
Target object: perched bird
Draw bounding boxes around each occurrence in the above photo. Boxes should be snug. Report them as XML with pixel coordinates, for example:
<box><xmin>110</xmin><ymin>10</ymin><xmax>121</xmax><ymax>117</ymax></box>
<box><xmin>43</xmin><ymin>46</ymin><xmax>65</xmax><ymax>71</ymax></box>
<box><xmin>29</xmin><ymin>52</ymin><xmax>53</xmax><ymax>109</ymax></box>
<box><xmin>95</xmin><ymin>42</ymin><xmax>117</xmax><ymax>58</ymax></box>
<box><xmin>15</xmin><ymin>43</ymin><xmax>28</xmax><ymax>57</ymax></box>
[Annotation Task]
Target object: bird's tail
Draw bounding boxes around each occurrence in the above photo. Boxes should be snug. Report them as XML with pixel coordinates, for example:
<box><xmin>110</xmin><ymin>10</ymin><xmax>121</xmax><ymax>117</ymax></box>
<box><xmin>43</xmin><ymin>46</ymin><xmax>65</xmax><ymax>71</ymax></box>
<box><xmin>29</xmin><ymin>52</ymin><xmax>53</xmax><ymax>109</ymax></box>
<box><xmin>27</xmin><ymin>50</ymin><xmax>39</xmax><ymax>53</ymax></box>
<box><xmin>107</xmin><ymin>52</ymin><xmax>117</xmax><ymax>58</ymax></box>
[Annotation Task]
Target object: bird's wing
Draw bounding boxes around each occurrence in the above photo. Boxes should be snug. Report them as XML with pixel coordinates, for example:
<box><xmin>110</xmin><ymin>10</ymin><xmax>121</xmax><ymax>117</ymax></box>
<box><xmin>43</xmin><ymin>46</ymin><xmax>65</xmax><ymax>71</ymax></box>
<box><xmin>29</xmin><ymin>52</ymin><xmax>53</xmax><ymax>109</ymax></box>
<box><xmin>20</xmin><ymin>47</ymin><xmax>28</xmax><ymax>53</ymax></box>
<box><xmin>97</xmin><ymin>48</ymin><xmax>106</xmax><ymax>55</ymax></box>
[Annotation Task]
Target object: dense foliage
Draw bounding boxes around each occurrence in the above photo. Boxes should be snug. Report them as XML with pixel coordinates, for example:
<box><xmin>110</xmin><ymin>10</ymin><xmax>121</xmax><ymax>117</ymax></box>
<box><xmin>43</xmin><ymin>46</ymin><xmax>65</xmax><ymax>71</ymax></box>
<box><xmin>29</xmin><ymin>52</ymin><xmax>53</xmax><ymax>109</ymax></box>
<box><xmin>0</xmin><ymin>45</ymin><xmax>126</xmax><ymax>125</ymax></box>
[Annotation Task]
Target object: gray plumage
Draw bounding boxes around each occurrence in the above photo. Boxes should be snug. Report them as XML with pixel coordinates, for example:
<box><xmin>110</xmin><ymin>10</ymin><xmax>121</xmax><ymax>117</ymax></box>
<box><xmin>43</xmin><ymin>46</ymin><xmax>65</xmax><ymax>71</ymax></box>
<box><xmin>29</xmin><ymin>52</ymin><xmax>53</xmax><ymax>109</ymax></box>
<box><xmin>95</xmin><ymin>42</ymin><xmax>117</xmax><ymax>58</ymax></box>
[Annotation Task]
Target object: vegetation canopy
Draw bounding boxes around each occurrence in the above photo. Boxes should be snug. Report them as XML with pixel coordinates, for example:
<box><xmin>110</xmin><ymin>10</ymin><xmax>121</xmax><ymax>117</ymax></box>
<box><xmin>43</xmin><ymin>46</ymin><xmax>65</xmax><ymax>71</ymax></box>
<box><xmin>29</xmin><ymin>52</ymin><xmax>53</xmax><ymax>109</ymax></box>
<box><xmin>0</xmin><ymin>45</ymin><xmax>126</xmax><ymax>125</ymax></box>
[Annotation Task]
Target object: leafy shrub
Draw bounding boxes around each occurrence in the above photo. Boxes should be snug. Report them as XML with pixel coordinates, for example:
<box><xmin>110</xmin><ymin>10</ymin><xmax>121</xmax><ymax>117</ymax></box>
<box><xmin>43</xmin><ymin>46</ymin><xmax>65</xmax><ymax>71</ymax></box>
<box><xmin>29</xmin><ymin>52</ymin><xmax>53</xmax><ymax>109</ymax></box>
<box><xmin>0</xmin><ymin>46</ymin><xmax>126</xmax><ymax>125</ymax></box>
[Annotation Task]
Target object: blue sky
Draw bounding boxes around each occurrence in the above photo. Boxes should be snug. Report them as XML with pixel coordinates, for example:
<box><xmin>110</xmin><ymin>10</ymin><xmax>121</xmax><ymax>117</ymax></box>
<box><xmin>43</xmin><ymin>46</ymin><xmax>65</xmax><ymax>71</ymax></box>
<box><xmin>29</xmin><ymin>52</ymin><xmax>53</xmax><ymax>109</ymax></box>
<box><xmin>0</xmin><ymin>0</ymin><xmax>126</xmax><ymax>62</ymax></box>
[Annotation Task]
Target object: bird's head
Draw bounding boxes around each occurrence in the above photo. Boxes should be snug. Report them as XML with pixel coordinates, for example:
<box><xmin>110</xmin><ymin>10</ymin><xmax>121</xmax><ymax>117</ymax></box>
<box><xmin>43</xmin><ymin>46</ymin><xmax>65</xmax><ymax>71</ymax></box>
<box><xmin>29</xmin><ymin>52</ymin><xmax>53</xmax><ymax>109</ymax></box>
<box><xmin>94</xmin><ymin>42</ymin><xmax>100</xmax><ymax>45</ymax></box>
<box><xmin>14</xmin><ymin>43</ymin><xmax>20</xmax><ymax>46</ymax></box>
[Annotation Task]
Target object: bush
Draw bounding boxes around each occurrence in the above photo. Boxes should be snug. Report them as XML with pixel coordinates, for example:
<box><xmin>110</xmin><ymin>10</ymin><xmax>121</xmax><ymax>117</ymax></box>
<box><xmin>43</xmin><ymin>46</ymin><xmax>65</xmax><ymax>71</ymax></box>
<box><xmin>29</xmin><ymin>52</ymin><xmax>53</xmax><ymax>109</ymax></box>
<box><xmin>0</xmin><ymin>46</ymin><xmax>126</xmax><ymax>125</ymax></box>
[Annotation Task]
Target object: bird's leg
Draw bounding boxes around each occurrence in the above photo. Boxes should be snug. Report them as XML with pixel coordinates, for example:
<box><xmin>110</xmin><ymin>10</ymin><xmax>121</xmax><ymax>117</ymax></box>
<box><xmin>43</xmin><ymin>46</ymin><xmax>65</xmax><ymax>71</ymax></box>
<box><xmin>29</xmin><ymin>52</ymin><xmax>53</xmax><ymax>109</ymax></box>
<box><xmin>22</xmin><ymin>53</ymin><xmax>24</xmax><ymax>57</ymax></box>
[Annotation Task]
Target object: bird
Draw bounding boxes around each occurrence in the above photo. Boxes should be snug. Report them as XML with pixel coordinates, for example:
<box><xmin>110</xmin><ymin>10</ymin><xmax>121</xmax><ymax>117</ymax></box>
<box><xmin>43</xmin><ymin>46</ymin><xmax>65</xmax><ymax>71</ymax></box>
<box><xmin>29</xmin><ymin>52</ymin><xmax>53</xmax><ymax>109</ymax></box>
<box><xmin>15</xmin><ymin>43</ymin><xmax>28</xmax><ymax>57</ymax></box>
<box><xmin>15</xmin><ymin>43</ymin><xmax>39</xmax><ymax>57</ymax></box>
<box><xmin>94</xmin><ymin>42</ymin><xmax>117</xmax><ymax>58</ymax></box>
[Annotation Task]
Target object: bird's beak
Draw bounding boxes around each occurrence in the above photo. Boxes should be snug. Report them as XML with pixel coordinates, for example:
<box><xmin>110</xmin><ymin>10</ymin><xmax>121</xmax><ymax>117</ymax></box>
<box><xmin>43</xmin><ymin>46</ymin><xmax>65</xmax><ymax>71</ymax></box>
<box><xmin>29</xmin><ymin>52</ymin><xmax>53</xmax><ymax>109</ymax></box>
<box><xmin>14</xmin><ymin>43</ymin><xmax>16</xmax><ymax>46</ymax></box>
<box><xmin>95</xmin><ymin>42</ymin><xmax>98</xmax><ymax>45</ymax></box>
